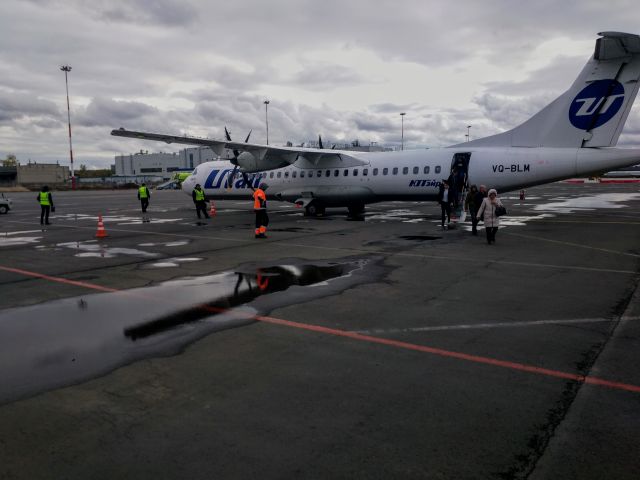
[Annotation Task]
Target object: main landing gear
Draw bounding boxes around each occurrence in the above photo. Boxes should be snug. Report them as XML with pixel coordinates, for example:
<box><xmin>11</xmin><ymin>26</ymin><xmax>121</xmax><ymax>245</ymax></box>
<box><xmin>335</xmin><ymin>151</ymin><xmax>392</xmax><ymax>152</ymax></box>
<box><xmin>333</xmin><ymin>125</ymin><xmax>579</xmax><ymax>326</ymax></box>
<box><xmin>303</xmin><ymin>202</ymin><xmax>366</xmax><ymax>219</ymax></box>
<box><xmin>304</xmin><ymin>203</ymin><xmax>326</xmax><ymax>217</ymax></box>
<box><xmin>347</xmin><ymin>203</ymin><xmax>365</xmax><ymax>220</ymax></box>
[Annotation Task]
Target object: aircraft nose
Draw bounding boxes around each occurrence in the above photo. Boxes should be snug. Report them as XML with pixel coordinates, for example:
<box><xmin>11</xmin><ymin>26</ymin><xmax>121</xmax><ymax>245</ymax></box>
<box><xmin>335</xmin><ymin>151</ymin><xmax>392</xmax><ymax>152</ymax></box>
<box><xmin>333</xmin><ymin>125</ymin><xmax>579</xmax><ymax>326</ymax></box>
<box><xmin>181</xmin><ymin>176</ymin><xmax>193</xmax><ymax>192</ymax></box>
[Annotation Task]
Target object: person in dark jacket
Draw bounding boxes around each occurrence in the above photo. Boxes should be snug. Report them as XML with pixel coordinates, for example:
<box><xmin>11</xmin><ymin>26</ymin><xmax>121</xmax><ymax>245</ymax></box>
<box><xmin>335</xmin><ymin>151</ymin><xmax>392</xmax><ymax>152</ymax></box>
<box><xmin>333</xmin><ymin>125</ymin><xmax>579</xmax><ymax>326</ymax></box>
<box><xmin>192</xmin><ymin>184</ymin><xmax>209</xmax><ymax>219</ymax></box>
<box><xmin>464</xmin><ymin>184</ymin><xmax>481</xmax><ymax>235</ymax></box>
<box><xmin>447</xmin><ymin>170</ymin><xmax>458</xmax><ymax>207</ymax></box>
<box><xmin>437</xmin><ymin>180</ymin><xmax>453</xmax><ymax>229</ymax></box>
<box><xmin>36</xmin><ymin>185</ymin><xmax>54</xmax><ymax>226</ymax></box>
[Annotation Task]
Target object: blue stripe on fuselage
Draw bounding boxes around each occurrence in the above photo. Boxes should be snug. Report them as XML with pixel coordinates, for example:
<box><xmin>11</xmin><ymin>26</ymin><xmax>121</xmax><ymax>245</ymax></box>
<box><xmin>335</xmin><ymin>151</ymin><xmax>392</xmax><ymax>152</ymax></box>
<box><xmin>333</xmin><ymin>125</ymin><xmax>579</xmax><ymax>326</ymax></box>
<box><xmin>204</xmin><ymin>168</ymin><xmax>262</xmax><ymax>190</ymax></box>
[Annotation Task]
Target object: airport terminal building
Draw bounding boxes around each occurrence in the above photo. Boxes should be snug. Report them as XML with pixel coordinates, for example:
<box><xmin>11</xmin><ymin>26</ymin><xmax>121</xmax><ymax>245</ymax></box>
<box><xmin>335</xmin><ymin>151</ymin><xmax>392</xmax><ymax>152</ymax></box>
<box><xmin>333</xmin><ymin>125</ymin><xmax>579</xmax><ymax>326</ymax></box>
<box><xmin>114</xmin><ymin>146</ymin><xmax>220</xmax><ymax>179</ymax></box>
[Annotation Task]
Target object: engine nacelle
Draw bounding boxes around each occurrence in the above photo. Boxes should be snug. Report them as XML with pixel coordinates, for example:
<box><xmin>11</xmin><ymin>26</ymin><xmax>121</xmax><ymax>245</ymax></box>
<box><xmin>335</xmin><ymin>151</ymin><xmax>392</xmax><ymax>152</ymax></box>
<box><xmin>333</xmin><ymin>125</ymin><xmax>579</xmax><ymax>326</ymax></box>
<box><xmin>235</xmin><ymin>151</ymin><xmax>290</xmax><ymax>173</ymax></box>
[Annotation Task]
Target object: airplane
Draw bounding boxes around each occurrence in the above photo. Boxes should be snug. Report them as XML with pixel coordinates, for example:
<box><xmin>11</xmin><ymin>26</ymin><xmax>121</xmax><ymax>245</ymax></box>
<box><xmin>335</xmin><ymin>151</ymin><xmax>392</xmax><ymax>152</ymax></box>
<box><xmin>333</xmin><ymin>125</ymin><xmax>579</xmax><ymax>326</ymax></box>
<box><xmin>112</xmin><ymin>31</ymin><xmax>640</xmax><ymax>218</ymax></box>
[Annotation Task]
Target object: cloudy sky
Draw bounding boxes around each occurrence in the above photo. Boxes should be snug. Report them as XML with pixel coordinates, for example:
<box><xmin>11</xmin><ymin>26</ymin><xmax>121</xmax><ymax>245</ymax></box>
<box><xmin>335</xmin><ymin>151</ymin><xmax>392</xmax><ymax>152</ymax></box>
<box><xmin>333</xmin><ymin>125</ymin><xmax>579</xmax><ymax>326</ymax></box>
<box><xmin>2</xmin><ymin>0</ymin><xmax>640</xmax><ymax>168</ymax></box>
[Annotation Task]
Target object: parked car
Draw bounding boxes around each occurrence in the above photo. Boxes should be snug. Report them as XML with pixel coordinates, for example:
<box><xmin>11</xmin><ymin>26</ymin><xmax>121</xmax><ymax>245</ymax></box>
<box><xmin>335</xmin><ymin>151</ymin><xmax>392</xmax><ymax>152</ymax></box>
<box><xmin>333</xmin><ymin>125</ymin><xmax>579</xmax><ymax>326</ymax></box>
<box><xmin>156</xmin><ymin>181</ymin><xmax>180</xmax><ymax>190</ymax></box>
<box><xmin>0</xmin><ymin>193</ymin><xmax>12</xmax><ymax>214</ymax></box>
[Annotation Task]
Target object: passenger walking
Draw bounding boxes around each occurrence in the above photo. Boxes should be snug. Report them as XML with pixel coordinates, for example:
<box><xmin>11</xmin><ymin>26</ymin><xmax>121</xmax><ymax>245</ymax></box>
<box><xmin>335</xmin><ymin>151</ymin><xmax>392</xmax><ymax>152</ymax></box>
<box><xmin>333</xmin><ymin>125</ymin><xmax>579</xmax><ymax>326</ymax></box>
<box><xmin>37</xmin><ymin>185</ymin><xmax>54</xmax><ymax>226</ymax></box>
<box><xmin>464</xmin><ymin>184</ymin><xmax>481</xmax><ymax>235</ymax></box>
<box><xmin>192</xmin><ymin>183</ymin><xmax>209</xmax><ymax>219</ymax></box>
<box><xmin>437</xmin><ymin>180</ymin><xmax>453</xmax><ymax>229</ymax></box>
<box><xmin>137</xmin><ymin>183</ymin><xmax>150</xmax><ymax>213</ymax></box>
<box><xmin>252</xmin><ymin>182</ymin><xmax>269</xmax><ymax>238</ymax></box>
<box><xmin>474</xmin><ymin>185</ymin><xmax>488</xmax><ymax>229</ymax></box>
<box><xmin>455</xmin><ymin>167</ymin><xmax>467</xmax><ymax>206</ymax></box>
<box><xmin>447</xmin><ymin>170</ymin><xmax>458</xmax><ymax>207</ymax></box>
<box><xmin>476</xmin><ymin>188</ymin><xmax>504</xmax><ymax>244</ymax></box>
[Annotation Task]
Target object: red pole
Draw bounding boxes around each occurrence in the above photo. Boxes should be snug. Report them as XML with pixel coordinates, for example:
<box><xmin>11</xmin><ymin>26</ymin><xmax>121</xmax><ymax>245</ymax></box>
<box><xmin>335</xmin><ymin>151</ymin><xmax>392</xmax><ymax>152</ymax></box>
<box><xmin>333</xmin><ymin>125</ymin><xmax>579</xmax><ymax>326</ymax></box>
<box><xmin>61</xmin><ymin>65</ymin><xmax>75</xmax><ymax>190</ymax></box>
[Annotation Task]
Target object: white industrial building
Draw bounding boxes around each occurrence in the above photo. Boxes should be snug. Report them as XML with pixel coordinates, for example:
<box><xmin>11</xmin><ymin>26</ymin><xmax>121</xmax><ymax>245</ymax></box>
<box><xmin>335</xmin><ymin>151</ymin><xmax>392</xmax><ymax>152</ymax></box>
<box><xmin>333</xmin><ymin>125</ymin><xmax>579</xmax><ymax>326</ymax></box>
<box><xmin>113</xmin><ymin>141</ymin><xmax>390</xmax><ymax>181</ymax></box>
<box><xmin>114</xmin><ymin>146</ymin><xmax>221</xmax><ymax>178</ymax></box>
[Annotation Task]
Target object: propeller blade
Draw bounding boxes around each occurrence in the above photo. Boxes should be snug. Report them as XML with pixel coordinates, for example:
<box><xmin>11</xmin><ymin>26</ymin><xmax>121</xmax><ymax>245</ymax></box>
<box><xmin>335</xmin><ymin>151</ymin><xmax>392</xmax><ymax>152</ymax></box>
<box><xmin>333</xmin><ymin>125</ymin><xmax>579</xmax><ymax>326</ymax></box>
<box><xmin>224</xmin><ymin>126</ymin><xmax>241</xmax><ymax>169</ymax></box>
<box><xmin>318</xmin><ymin>135</ymin><xmax>323</xmax><ymax>149</ymax></box>
<box><xmin>244</xmin><ymin>130</ymin><xmax>252</xmax><ymax>143</ymax></box>
<box><xmin>226</xmin><ymin>165</ymin><xmax>238</xmax><ymax>190</ymax></box>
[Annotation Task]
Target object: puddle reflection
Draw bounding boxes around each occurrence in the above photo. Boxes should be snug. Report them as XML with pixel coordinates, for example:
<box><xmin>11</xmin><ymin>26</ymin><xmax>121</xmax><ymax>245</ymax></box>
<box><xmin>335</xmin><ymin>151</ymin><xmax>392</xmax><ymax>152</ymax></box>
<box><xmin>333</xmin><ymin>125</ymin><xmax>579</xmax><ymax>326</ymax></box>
<box><xmin>0</xmin><ymin>257</ymin><xmax>384</xmax><ymax>405</ymax></box>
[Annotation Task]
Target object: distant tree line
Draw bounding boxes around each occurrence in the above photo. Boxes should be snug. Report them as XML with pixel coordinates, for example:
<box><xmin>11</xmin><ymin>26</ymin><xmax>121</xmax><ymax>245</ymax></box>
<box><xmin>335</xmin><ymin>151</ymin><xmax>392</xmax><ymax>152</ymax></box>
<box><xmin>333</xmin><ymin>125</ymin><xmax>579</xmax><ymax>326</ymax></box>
<box><xmin>75</xmin><ymin>164</ymin><xmax>112</xmax><ymax>178</ymax></box>
<box><xmin>2</xmin><ymin>154</ymin><xmax>17</xmax><ymax>167</ymax></box>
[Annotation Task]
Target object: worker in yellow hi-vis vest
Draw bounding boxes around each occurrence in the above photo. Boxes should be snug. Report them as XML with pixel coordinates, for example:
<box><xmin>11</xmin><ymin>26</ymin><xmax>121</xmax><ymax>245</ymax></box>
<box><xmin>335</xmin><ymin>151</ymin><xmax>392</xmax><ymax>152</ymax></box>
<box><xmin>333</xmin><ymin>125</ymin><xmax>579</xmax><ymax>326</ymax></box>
<box><xmin>191</xmin><ymin>184</ymin><xmax>209</xmax><ymax>219</ymax></box>
<box><xmin>137</xmin><ymin>183</ymin><xmax>150</xmax><ymax>213</ymax></box>
<box><xmin>36</xmin><ymin>185</ymin><xmax>54</xmax><ymax>226</ymax></box>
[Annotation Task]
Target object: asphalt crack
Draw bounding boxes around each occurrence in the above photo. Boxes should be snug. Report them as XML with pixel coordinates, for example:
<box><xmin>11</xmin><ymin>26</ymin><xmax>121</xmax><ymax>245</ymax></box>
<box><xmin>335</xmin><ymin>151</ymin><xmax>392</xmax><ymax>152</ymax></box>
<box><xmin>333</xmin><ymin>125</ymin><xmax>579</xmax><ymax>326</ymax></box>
<box><xmin>496</xmin><ymin>275</ymin><xmax>639</xmax><ymax>479</ymax></box>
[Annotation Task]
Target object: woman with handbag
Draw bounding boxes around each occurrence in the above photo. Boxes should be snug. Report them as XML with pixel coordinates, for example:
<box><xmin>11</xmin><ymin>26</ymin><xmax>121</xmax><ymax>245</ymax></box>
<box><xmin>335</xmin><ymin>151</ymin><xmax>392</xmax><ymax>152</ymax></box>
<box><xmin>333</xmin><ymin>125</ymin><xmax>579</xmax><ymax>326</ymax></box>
<box><xmin>476</xmin><ymin>188</ymin><xmax>505</xmax><ymax>244</ymax></box>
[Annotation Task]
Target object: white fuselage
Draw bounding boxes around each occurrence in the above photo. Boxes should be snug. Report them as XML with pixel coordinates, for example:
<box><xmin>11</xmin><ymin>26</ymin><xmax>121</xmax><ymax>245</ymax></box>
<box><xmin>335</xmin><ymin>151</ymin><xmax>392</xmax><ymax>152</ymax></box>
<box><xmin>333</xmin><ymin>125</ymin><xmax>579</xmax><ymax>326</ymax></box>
<box><xmin>182</xmin><ymin>146</ymin><xmax>640</xmax><ymax>207</ymax></box>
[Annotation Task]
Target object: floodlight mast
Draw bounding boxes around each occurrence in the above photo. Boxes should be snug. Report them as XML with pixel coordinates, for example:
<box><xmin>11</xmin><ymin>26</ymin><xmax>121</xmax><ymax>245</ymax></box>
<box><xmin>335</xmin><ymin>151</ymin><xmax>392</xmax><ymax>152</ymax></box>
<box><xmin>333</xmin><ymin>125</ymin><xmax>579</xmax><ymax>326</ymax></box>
<box><xmin>60</xmin><ymin>65</ymin><xmax>75</xmax><ymax>189</ymax></box>
<box><xmin>263</xmin><ymin>100</ymin><xmax>270</xmax><ymax>145</ymax></box>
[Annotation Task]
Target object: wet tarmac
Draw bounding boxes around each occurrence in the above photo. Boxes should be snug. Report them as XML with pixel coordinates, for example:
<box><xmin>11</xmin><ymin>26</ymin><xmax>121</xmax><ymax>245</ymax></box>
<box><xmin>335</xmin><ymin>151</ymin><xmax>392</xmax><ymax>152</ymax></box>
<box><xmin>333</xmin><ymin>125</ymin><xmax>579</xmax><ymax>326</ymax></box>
<box><xmin>0</xmin><ymin>183</ymin><xmax>639</xmax><ymax>479</ymax></box>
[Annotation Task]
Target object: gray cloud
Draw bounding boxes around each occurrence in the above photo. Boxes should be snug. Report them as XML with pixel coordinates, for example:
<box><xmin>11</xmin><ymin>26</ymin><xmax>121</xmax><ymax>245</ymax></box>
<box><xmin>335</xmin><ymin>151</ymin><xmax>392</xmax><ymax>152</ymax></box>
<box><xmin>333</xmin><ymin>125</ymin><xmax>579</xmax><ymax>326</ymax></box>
<box><xmin>289</xmin><ymin>64</ymin><xmax>368</xmax><ymax>88</ymax></box>
<box><xmin>3</xmin><ymin>0</ymin><xmax>640</xmax><ymax>168</ymax></box>
<box><xmin>75</xmin><ymin>98</ymin><xmax>160</xmax><ymax>128</ymax></box>
<box><xmin>0</xmin><ymin>91</ymin><xmax>60</xmax><ymax>125</ymax></box>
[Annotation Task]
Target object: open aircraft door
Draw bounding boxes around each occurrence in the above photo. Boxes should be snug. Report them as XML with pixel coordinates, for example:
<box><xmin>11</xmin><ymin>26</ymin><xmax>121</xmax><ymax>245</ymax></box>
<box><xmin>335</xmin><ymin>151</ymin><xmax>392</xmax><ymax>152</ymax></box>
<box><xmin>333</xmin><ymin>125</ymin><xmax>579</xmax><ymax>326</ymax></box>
<box><xmin>450</xmin><ymin>152</ymin><xmax>471</xmax><ymax>222</ymax></box>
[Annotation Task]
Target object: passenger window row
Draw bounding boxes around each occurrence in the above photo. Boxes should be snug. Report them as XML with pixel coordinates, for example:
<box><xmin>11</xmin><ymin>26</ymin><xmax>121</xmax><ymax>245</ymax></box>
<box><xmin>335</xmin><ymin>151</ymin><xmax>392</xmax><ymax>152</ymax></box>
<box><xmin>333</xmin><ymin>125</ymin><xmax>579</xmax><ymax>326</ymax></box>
<box><xmin>265</xmin><ymin>165</ymin><xmax>441</xmax><ymax>179</ymax></box>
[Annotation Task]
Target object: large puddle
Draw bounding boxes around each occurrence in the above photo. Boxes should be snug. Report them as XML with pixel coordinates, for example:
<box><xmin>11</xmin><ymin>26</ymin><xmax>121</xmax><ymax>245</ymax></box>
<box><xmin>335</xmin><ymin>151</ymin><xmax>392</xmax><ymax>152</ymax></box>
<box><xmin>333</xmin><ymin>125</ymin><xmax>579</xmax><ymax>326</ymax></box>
<box><xmin>0</xmin><ymin>256</ymin><xmax>386</xmax><ymax>404</ymax></box>
<box><xmin>533</xmin><ymin>193</ymin><xmax>640</xmax><ymax>213</ymax></box>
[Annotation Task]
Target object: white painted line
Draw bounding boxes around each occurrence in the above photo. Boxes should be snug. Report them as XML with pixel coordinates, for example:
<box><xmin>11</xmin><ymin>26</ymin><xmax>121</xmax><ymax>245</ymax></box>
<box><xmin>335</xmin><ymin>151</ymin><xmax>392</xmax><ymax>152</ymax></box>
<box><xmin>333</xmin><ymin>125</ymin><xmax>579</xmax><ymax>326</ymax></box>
<box><xmin>504</xmin><ymin>232</ymin><xmax>640</xmax><ymax>258</ymax></box>
<box><xmin>2</xmin><ymin>230</ymin><xmax>43</xmax><ymax>236</ymax></box>
<box><xmin>354</xmin><ymin>316</ymin><xmax>640</xmax><ymax>335</ymax></box>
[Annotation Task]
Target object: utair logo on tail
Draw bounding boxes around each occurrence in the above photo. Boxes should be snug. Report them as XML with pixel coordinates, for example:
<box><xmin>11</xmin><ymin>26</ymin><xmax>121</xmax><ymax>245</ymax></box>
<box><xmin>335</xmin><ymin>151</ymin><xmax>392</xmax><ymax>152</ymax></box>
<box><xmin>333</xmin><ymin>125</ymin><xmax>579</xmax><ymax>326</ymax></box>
<box><xmin>569</xmin><ymin>79</ymin><xmax>625</xmax><ymax>129</ymax></box>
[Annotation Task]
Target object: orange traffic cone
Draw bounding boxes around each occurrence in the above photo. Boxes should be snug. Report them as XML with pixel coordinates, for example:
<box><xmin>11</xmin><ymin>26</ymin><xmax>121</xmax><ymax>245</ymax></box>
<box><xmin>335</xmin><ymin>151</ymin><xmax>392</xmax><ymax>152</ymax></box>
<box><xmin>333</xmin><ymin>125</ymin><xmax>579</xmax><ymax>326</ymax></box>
<box><xmin>209</xmin><ymin>202</ymin><xmax>217</xmax><ymax>217</ymax></box>
<box><xmin>95</xmin><ymin>215</ymin><xmax>108</xmax><ymax>238</ymax></box>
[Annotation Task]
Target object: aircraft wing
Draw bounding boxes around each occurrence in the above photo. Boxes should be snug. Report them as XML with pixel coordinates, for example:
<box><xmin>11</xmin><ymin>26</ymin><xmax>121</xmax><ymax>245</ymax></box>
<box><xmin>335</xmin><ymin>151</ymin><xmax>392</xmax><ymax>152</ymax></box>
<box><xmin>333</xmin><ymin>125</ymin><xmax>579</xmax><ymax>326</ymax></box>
<box><xmin>111</xmin><ymin>128</ymin><xmax>367</xmax><ymax>172</ymax></box>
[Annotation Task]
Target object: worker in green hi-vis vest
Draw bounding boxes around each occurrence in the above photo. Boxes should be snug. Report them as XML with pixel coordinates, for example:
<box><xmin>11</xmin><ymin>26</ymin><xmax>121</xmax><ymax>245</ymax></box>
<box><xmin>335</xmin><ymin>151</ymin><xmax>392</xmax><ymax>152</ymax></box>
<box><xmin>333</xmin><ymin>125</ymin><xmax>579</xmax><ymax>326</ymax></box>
<box><xmin>191</xmin><ymin>183</ymin><xmax>209</xmax><ymax>219</ymax></box>
<box><xmin>36</xmin><ymin>185</ymin><xmax>54</xmax><ymax>226</ymax></box>
<box><xmin>137</xmin><ymin>183</ymin><xmax>150</xmax><ymax>213</ymax></box>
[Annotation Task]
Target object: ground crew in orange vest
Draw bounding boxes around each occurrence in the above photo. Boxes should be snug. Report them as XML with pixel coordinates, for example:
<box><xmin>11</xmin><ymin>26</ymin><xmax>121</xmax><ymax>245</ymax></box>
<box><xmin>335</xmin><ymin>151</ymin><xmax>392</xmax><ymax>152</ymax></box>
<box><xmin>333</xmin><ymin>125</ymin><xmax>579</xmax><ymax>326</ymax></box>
<box><xmin>252</xmin><ymin>182</ymin><xmax>269</xmax><ymax>238</ymax></box>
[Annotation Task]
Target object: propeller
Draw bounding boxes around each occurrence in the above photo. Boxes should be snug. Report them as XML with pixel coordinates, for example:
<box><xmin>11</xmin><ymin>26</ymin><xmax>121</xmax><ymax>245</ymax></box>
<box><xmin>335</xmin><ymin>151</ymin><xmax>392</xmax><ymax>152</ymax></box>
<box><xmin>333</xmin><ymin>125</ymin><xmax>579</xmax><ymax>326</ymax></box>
<box><xmin>225</xmin><ymin>127</ymin><xmax>253</xmax><ymax>190</ymax></box>
<box><xmin>319</xmin><ymin>134</ymin><xmax>335</xmax><ymax>149</ymax></box>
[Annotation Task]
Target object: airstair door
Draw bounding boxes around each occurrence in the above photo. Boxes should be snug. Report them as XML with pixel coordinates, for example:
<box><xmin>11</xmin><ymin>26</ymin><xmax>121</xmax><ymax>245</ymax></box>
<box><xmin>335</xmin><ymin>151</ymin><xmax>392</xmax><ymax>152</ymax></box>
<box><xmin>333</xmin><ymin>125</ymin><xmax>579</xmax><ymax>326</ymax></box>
<box><xmin>450</xmin><ymin>152</ymin><xmax>471</xmax><ymax>222</ymax></box>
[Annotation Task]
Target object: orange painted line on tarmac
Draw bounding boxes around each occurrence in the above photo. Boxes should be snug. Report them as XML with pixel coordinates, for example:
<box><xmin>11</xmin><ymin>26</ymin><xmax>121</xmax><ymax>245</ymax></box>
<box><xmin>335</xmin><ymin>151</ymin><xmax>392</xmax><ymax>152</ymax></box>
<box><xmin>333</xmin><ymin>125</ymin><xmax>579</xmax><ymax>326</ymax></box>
<box><xmin>255</xmin><ymin>315</ymin><xmax>640</xmax><ymax>394</ymax></box>
<box><xmin>0</xmin><ymin>265</ymin><xmax>118</xmax><ymax>293</ymax></box>
<box><xmin>3</xmin><ymin>263</ymin><xmax>640</xmax><ymax>394</ymax></box>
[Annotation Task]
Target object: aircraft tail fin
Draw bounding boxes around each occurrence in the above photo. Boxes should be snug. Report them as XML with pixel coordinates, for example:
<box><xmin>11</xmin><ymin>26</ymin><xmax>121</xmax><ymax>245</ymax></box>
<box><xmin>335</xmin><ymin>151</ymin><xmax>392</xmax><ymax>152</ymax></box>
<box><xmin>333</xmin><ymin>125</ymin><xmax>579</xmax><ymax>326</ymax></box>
<box><xmin>464</xmin><ymin>32</ymin><xmax>640</xmax><ymax>148</ymax></box>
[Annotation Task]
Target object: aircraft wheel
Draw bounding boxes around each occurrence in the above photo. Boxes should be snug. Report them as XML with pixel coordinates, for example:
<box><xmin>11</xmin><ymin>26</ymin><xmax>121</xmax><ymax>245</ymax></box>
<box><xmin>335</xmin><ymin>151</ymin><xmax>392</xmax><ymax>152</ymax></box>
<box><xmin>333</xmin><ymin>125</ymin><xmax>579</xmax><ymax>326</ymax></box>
<box><xmin>347</xmin><ymin>204</ymin><xmax>365</xmax><ymax>219</ymax></box>
<box><xmin>0</xmin><ymin>205</ymin><xmax>8</xmax><ymax>214</ymax></box>
<box><xmin>305</xmin><ymin>203</ymin><xmax>325</xmax><ymax>217</ymax></box>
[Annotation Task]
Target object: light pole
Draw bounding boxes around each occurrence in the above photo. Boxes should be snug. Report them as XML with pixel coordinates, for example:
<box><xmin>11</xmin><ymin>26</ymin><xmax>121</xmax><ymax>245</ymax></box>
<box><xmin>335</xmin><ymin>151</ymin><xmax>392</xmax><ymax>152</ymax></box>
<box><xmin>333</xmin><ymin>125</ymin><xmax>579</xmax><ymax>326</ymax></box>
<box><xmin>400</xmin><ymin>112</ymin><xmax>406</xmax><ymax>151</ymax></box>
<box><xmin>60</xmin><ymin>65</ymin><xmax>75</xmax><ymax>189</ymax></box>
<box><xmin>466</xmin><ymin>125</ymin><xmax>471</xmax><ymax>142</ymax></box>
<box><xmin>263</xmin><ymin>100</ymin><xmax>270</xmax><ymax>145</ymax></box>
